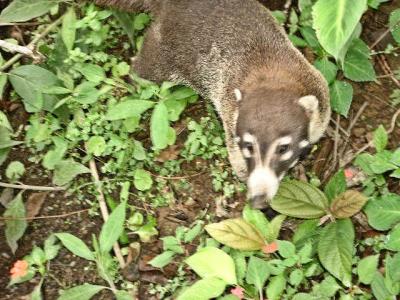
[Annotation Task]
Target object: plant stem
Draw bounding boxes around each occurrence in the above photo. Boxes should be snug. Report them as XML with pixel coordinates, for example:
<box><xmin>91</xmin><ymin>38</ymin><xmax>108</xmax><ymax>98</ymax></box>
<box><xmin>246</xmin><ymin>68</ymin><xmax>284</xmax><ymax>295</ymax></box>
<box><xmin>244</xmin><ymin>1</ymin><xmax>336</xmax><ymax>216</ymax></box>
<box><xmin>0</xmin><ymin>182</ymin><xmax>66</xmax><ymax>191</ymax></box>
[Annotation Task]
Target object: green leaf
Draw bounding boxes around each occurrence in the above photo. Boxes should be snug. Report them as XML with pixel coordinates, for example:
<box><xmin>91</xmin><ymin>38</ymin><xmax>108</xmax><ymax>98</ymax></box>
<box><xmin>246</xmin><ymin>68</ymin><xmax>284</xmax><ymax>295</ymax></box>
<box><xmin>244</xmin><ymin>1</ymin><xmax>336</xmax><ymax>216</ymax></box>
<box><xmin>343</xmin><ymin>39</ymin><xmax>376</xmax><ymax>82</ymax></box>
<box><xmin>162</xmin><ymin>236</ymin><xmax>184</xmax><ymax>254</ymax></box>
<box><xmin>99</xmin><ymin>200</ymin><xmax>126</xmax><ymax>253</ymax></box>
<box><xmin>44</xmin><ymin>235</ymin><xmax>61</xmax><ymax>260</ymax></box>
<box><xmin>357</xmin><ymin>255</ymin><xmax>379</xmax><ymax>284</ymax></box>
<box><xmin>86</xmin><ymin>136</ymin><xmax>106</xmax><ymax>156</ymax></box>
<box><xmin>266</xmin><ymin>274</ymin><xmax>287</xmax><ymax>300</ymax></box>
<box><xmin>265</xmin><ymin>215</ymin><xmax>286</xmax><ymax>243</ymax></box>
<box><xmin>0</xmin><ymin>0</ymin><xmax>60</xmax><ymax>23</ymax></box>
<box><xmin>4</xmin><ymin>192</ymin><xmax>27</xmax><ymax>253</ymax></box>
<box><xmin>371</xmin><ymin>272</ymin><xmax>394</xmax><ymax>300</ymax></box>
<box><xmin>115</xmin><ymin>290</ymin><xmax>134</xmax><ymax>300</ymax></box>
<box><xmin>73</xmin><ymin>82</ymin><xmax>102</xmax><ymax>105</ymax></box>
<box><xmin>373</xmin><ymin>125</ymin><xmax>388</xmax><ymax>152</ymax></box>
<box><xmin>324</xmin><ymin>169</ymin><xmax>346</xmax><ymax>202</ymax></box>
<box><xmin>314</xmin><ymin>57</ymin><xmax>338</xmax><ymax>84</ymax></box>
<box><xmin>318</xmin><ymin>219</ymin><xmax>354</xmax><ymax>286</ymax></box>
<box><xmin>242</xmin><ymin>204</ymin><xmax>270</xmax><ymax>239</ymax></box>
<box><xmin>105</xmin><ymin>99</ymin><xmax>154</xmax><ymax>120</ymax></box>
<box><xmin>55</xmin><ymin>233</ymin><xmax>94</xmax><ymax>261</ymax></box>
<box><xmin>385</xmin><ymin>224</ymin><xmax>400</xmax><ymax>251</ymax></box>
<box><xmin>57</xmin><ymin>284</ymin><xmax>105</xmax><ymax>300</ymax></box>
<box><xmin>78</xmin><ymin>64</ymin><xmax>105</xmax><ymax>84</ymax></box>
<box><xmin>151</xmin><ymin>102</ymin><xmax>170</xmax><ymax>150</ymax></box>
<box><xmin>368</xmin><ymin>0</ymin><xmax>390</xmax><ymax>9</ymax></box>
<box><xmin>185</xmin><ymin>247</ymin><xmax>237</xmax><ymax>285</ymax></box>
<box><xmin>42</xmin><ymin>137</ymin><xmax>68</xmax><ymax>170</ymax></box>
<box><xmin>277</xmin><ymin>240</ymin><xmax>296</xmax><ymax>258</ymax></box>
<box><xmin>6</xmin><ymin>161</ymin><xmax>25</xmax><ymax>181</ymax></box>
<box><xmin>148</xmin><ymin>251</ymin><xmax>176</xmax><ymax>268</ymax></box>
<box><xmin>133</xmin><ymin>13</ymin><xmax>151</xmax><ymax>30</ymax></box>
<box><xmin>387</xmin><ymin>252</ymin><xmax>400</xmax><ymax>282</ymax></box>
<box><xmin>312</xmin><ymin>0</ymin><xmax>367</xmax><ymax>59</ymax></box>
<box><xmin>271</xmin><ymin>180</ymin><xmax>329</xmax><ymax>219</ymax></box>
<box><xmin>312</xmin><ymin>276</ymin><xmax>341</xmax><ymax>298</ymax></box>
<box><xmin>389</xmin><ymin>9</ymin><xmax>400</xmax><ymax>44</ymax></box>
<box><xmin>289</xmin><ymin>269</ymin><xmax>304</xmax><ymax>287</ymax></box>
<box><xmin>61</xmin><ymin>8</ymin><xmax>77</xmax><ymax>51</ymax></box>
<box><xmin>177</xmin><ymin>277</ymin><xmax>226</xmax><ymax>300</ymax></box>
<box><xmin>133</xmin><ymin>169</ymin><xmax>153</xmax><ymax>191</ymax></box>
<box><xmin>329</xmin><ymin>80</ymin><xmax>353</xmax><ymax>117</ymax></box>
<box><xmin>205</xmin><ymin>218</ymin><xmax>266</xmax><ymax>250</ymax></box>
<box><xmin>0</xmin><ymin>74</ymin><xmax>7</xmax><ymax>98</ymax></box>
<box><xmin>364</xmin><ymin>194</ymin><xmax>400</xmax><ymax>230</ymax></box>
<box><xmin>0</xmin><ymin>111</ymin><xmax>12</xmax><ymax>131</ymax></box>
<box><xmin>53</xmin><ymin>160</ymin><xmax>90</xmax><ymax>186</ymax></box>
<box><xmin>330</xmin><ymin>190</ymin><xmax>367</xmax><ymax>218</ymax></box>
<box><xmin>246</xmin><ymin>256</ymin><xmax>270</xmax><ymax>291</ymax></box>
<box><xmin>292</xmin><ymin>219</ymin><xmax>320</xmax><ymax>246</ymax></box>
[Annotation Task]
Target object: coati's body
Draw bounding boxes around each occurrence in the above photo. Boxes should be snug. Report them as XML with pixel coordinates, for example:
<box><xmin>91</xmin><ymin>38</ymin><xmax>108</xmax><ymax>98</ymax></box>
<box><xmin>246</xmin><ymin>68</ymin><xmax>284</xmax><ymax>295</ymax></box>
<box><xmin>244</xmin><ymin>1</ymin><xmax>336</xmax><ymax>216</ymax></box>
<box><xmin>96</xmin><ymin>0</ymin><xmax>331</xmax><ymax>207</ymax></box>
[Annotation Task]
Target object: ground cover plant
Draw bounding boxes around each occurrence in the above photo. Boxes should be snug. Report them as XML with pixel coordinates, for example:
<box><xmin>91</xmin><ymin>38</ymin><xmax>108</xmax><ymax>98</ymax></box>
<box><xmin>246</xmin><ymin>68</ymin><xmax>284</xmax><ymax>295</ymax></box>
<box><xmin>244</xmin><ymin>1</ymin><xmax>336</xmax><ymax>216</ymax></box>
<box><xmin>0</xmin><ymin>0</ymin><xmax>399</xmax><ymax>299</ymax></box>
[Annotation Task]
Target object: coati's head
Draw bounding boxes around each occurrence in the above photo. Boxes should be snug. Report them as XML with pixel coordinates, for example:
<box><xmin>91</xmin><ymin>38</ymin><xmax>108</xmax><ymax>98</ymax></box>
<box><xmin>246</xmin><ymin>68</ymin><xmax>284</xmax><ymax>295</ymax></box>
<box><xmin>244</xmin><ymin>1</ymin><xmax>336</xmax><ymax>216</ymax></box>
<box><xmin>234</xmin><ymin>87</ymin><xmax>322</xmax><ymax>209</ymax></box>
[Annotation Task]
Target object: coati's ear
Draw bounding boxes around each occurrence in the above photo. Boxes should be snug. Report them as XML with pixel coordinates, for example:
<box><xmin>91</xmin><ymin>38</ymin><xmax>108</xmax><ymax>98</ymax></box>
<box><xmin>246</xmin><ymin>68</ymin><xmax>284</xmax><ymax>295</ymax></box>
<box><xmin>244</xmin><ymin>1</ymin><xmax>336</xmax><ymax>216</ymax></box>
<box><xmin>298</xmin><ymin>95</ymin><xmax>323</xmax><ymax>143</ymax></box>
<box><xmin>234</xmin><ymin>89</ymin><xmax>242</xmax><ymax>102</ymax></box>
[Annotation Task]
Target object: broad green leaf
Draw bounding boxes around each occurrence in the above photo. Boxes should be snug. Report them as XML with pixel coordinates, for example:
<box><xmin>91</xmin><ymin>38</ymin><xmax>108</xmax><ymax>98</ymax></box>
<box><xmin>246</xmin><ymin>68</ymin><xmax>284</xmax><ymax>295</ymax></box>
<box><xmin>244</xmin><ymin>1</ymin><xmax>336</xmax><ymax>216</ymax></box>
<box><xmin>324</xmin><ymin>169</ymin><xmax>346</xmax><ymax>202</ymax></box>
<box><xmin>242</xmin><ymin>205</ymin><xmax>270</xmax><ymax>239</ymax></box>
<box><xmin>371</xmin><ymin>272</ymin><xmax>394</xmax><ymax>300</ymax></box>
<box><xmin>6</xmin><ymin>161</ymin><xmax>25</xmax><ymax>181</ymax></box>
<box><xmin>0</xmin><ymin>111</ymin><xmax>12</xmax><ymax>131</ymax></box>
<box><xmin>205</xmin><ymin>218</ymin><xmax>266</xmax><ymax>250</ymax></box>
<box><xmin>133</xmin><ymin>169</ymin><xmax>153</xmax><ymax>191</ymax></box>
<box><xmin>86</xmin><ymin>136</ymin><xmax>106</xmax><ymax>156</ymax></box>
<box><xmin>364</xmin><ymin>194</ymin><xmax>400</xmax><ymax>230</ymax></box>
<box><xmin>62</xmin><ymin>8</ymin><xmax>77</xmax><ymax>51</ymax></box>
<box><xmin>314</xmin><ymin>57</ymin><xmax>338</xmax><ymax>84</ymax></box>
<box><xmin>357</xmin><ymin>255</ymin><xmax>379</xmax><ymax>284</ymax></box>
<box><xmin>4</xmin><ymin>192</ymin><xmax>27</xmax><ymax>253</ymax></box>
<box><xmin>329</xmin><ymin>80</ymin><xmax>353</xmax><ymax>117</ymax></box>
<box><xmin>292</xmin><ymin>219</ymin><xmax>320</xmax><ymax>246</ymax></box>
<box><xmin>266</xmin><ymin>274</ymin><xmax>287</xmax><ymax>300</ymax></box>
<box><xmin>0</xmin><ymin>0</ymin><xmax>60</xmax><ymax>23</ymax></box>
<box><xmin>148</xmin><ymin>251</ymin><xmax>176</xmax><ymax>268</ymax></box>
<box><xmin>389</xmin><ymin>9</ymin><xmax>400</xmax><ymax>44</ymax></box>
<box><xmin>277</xmin><ymin>240</ymin><xmax>296</xmax><ymax>258</ymax></box>
<box><xmin>386</xmin><ymin>224</ymin><xmax>400</xmax><ymax>251</ymax></box>
<box><xmin>133</xmin><ymin>13</ymin><xmax>151</xmax><ymax>30</ymax></box>
<box><xmin>368</xmin><ymin>0</ymin><xmax>390</xmax><ymax>9</ymax></box>
<box><xmin>55</xmin><ymin>233</ymin><xmax>94</xmax><ymax>261</ymax></box>
<box><xmin>78</xmin><ymin>64</ymin><xmax>105</xmax><ymax>84</ymax></box>
<box><xmin>387</xmin><ymin>252</ymin><xmax>400</xmax><ymax>282</ymax></box>
<box><xmin>105</xmin><ymin>99</ymin><xmax>154</xmax><ymax>120</ymax></box>
<box><xmin>373</xmin><ymin>125</ymin><xmax>388</xmax><ymax>152</ymax></box>
<box><xmin>312</xmin><ymin>0</ymin><xmax>367</xmax><ymax>59</ymax></box>
<box><xmin>9</xmin><ymin>65</ymin><xmax>59</xmax><ymax>112</ymax></box>
<box><xmin>312</xmin><ymin>276</ymin><xmax>341</xmax><ymax>298</ymax></box>
<box><xmin>289</xmin><ymin>269</ymin><xmax>304</xmax><ymax>286</ymax></box>
<box><xmin>162</xmin><ymin>236</ymin><xmax>184</xmax><ymax>254</ymax></box>
<box><xmin>73</xmin><ymin>82</ymin><xmax>102</xmax><ymax>105</ymax></box>
<box><xmin>265</xmin><ymin>215</ymin><xmax>286</xmax><ymax>243</ymax></box>
<box><xmin>330</xmin><ymin>190</ymin><xmax>367</xmax><ymax>218</ymax></box>
<box><xmin>271</xmin><ymin>180</ymin><xmax>329</xmax><ymax>219</ymax></box>
<box><xmin>99</xmin><ymin>200</ymin><xmax>126</xmax><ymax>253</ymax></box>
<box><xmin>44</xmin><ymin>235</ymin><xmax>61</xmax><ymax>260</ymax></box>
<box><xmin>57</xmin><ymin>284</ymin><xmax>105</xmax><ymax>300</ymax></box>
<box><xmin>343</xmin><ymin>39</ymin><xmax>376</xmax><ymax>82</ymax></box>
<box><xmin>246</xmin><ymin>256</ymin><xmax>270</xmax><ymax>291</ymax></box>
<box><xmin>185</xmin><ymin>247</ymin><xmax>237</xmax><ymax>285</ymax></box>
<box><xmin>318</xmin><ymin>219</ymin><xmax>354</xmax><ymax>286</ymax></box>
<box><xmin>300</xmin><ymin>26</ymin><xmax>321</xmax><ymax>50</ymax></box>
<box><xmin>151</xmin><ymin>102</ymin><xmax>170</xmax><ymax>150</ymax></box>
<box><xmin>42</xmin><ymin>137</ymin><xmax>68</xmax><ymax>170</ymax></box>
<box><xmin>115</xmin><ymin>290</ymin><xmax>134</xmax><ymax>300</ymax></box>
<box><xmin>53</xmin><ymin>160</ymin><xmax>90</xmax><ymax>186</ymax></box>
<box><xmin>177</xmin><ymin>277</ymin><xmax>226</xmax><ymax>300</ymax></box>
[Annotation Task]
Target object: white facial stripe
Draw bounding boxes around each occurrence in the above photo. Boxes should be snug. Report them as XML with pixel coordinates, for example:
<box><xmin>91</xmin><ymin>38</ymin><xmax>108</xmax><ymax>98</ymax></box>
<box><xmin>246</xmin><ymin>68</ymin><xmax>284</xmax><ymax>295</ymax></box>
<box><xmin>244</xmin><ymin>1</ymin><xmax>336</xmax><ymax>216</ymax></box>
<box><xmin>299</xmin><ymin>140</ymin><xmax>310</xmax><ymax>148</ymax></box>
<box><xmin>243</xmin><ymin>132</ymin><xmax>255</xmax><ymax>143</ymax></box>
<box><xmin>278</xmin><ymin>172</ymin><xmax>285</xmax><ymax>181</ymax></box>
<box><xmin>280</xmin><ymin>150</ymin><xmax>293</xmax><ymax>161</ymax></box>
<box><xmin>242</xmin><ymin>148</ymin><xmax>251</xmax><ymax>158</ymax></box>
<box><xmin>247</xmin><ymin>167</ymin><xmax>279</xmax><ymax>200</ymax></box>
<box><xmin>234</xmin><ymin>136</ymin><xmax>241</xmax><ymax>144</ymax></box>
<box><xmin>289</xmin><ymin>159</ymin><xmax>299</xmax><ymax>168</ymax></box>
<box><xmin>234</xmin><ymin>88</ymin><xmax>242</xmax><ymax>102</ymax></box>
<box><xmin>278</xmin><ymin>136</ymin><xmax>292</xmax><ymax>145</ymax></box>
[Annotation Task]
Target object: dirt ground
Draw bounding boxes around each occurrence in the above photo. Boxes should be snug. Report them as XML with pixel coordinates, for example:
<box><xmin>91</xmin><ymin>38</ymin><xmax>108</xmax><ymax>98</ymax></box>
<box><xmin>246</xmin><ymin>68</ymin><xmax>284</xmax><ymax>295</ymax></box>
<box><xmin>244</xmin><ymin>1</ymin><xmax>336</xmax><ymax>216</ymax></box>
<box><xmin>1</xmin><ymin>0</ymin><xmax>400</xmax><ymax>299</ymax></box>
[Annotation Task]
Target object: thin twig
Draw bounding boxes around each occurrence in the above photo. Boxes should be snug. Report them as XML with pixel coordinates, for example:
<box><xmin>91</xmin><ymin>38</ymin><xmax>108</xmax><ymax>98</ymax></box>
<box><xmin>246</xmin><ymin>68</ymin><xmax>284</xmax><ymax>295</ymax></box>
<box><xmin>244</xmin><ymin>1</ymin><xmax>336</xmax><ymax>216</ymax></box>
<box><xmin>370</xmin><ymin>28</ymin><xmax>391</xmax><ymax>49</ymax></box>
<box><xmin>377</xmin><ymin>55</ymin><xmax>400</xmax><ymax>88</ymax></box>
<box><xmin>332</xmin><ymin>114</ymin><xmax>341</xmax><ymax>169</ymax></box>
<box><xmin>330</xmin><ymin>118</ymin><xmax>350</xmax><ymax>137</ymax></box>
<box><xmin>0</xmin><ymin>209</ymin><xmax>89</xmax><ymax>221</ymax></box>
<box><xmin>0</xmin><ymin>39</ymin><xmax>41</xmax><ymax>59</ymax></box>
<box><xmin>0</xmin><ymin>182</ymin><xmax>66</xmax><ymax>191</ymax></box>
<box><xmin>89</xmin><ymin>159</ymin><xmax>126</xmax><ymax>269</ymax></box>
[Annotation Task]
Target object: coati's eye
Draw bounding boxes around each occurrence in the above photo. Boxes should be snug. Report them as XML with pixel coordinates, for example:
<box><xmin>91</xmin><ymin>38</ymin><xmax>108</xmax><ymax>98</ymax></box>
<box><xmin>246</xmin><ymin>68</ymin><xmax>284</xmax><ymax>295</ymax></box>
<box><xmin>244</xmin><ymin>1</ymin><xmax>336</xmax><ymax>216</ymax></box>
<box><xmin>276</xmin><ymin>144</ymin><xmax>289</xmax><ymax>155</ymax></box>
<box><xmin>244</xmin><ymin>142</ymin><xmax>254</xmax><ymax>153</ymax></box>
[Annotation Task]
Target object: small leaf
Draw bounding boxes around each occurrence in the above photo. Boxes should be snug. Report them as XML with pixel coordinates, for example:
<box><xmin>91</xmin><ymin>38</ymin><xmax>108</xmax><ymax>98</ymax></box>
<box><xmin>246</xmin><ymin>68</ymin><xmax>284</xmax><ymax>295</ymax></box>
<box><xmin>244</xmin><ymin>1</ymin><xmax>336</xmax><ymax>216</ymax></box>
<box><xmin>205</xmin><ymin>218</ymin><xmax>266</xmax><ymax>250</ymax></box>
<box><xmin>314</xmin><ymin>57</ymin><xmax>338</xmax><ymax>84</ymax></box>
<box><xmin>78</xmin><ymin>64</ymin><xmax>105</xmax><ymax>84</ymax></box>
<box><xmin>115</xmin><ymin>290</ymin><xmax>134</xmax><ymax>300</ymax></box>
<box><xmin>133</xmin><ymin>13</ymin><xmax>151</xmax><ymax>30</ymax></box>
<box><xmin>364</xmin><ymin>194</ymin><xmax>400</xmax><ymax>230</ymax></box>
<box><xmin>0</xmin><ymin>0</ymin><xmax>61</xmax><ymax>23</ymax></box>
<box><xmin>133</xmin><ymin>169</ymin><xmax>153</xmax><ymax>191</ymax></box>
<box><xmin>266</xmin><ymin>274</ymin><xmax>287</xmax><ymax>300</ymax></box>
<box><xmin>329</xmin><ymin>80</ymin><xmax>353</xmax><ymax>117</ymax></box>
<box><xmin>265</xmin><ymin>215</ymin><xmax>286</xmax><ymax>243</ymax></box>
<box><xmin>86</xmin><ymin>136</ymin><xmax>106</xmax><ymax>156</ymax></box>
<box><xmin>58</xmin><ymin>284</ymin><xmax>105</xmax><ymax>300</ymax></box>
<box><xmin>185</xmin><ymin>247</ymin><xmax>237</xmax><ymax>285</ymax></box>
<box><xmin>330</xmin><ymin>190</ymin><xmax>367</xmax><ymax>218</ymax></box>
<box><xmin>324</xmin><ymin>169</ymin><xmax>346</xmax><ymax>202</ymax></box>
<box><xmin>242</xmin><ymin>204</ymin><xmax>270</xmax><ymax>239</ymax></box>
<box><xmin>4</xmin><ymin>192</ymin><xmax>27</xmax><ymax>253</ymax></box>
<box><xmin>385</xmin><ymin>224</ymin><xmax>400</xmax><ymax>251</ymax></box>
<box><xmin>151</xmin><ymin>102</ymin><xmax>171</xmax><ymax>150</ymax></box>
<box><xmin>42</xmin><ymin>137</ymin><xmax>68</xmax><ymax>170</ymax></box>
<box><xmin>373</xmin><ymin>125</ymin><xmax>388</xmax><ymax>152</ymax></box>
<box><xmin>245</xmin><ymin>256</ymin><xmax>270</xmax><ymax>291</ymax></box>
<box><xmin>318</xmin><ymin>219</ymin><xmax>354</xmax><ymax>286</ymax></box>
<box><xmin>389</xmin><ymin>8</ymin><xmax>400</xmax><ymax>44</ymax></box>
<box><xmin>53</xmin><ymin>160</ymin><xmax>90</xmax><ymax>186</ymax></box>
<box><xmin>62</xmin><ymin>8</ymin><xmax>77</xmax><ymax>51</ymax></box>
<box><xmin>148</xmin><ymin>251</ymin><xmax>176</xmax><ymax>268</ymax></box>
<box><xmin>177</xmin><ymin>277</ymin><xmax>226</xmax><ymax>300</ymax></box>
<box><xmin>55</xmin><ymin>233</ymin><xmax>94</xmax><ymax>261</ymax></box>
<box><xmin>277</xmin><ymin>240</ymin><xmax>296</xmax><ymax>258</ymax></box>
<box><xmin>357</xmin><ymin>255</ymin><xmax>379</xmax><ymax>284</ymax></box>
<box><xmin>105</xmin><ymin>99</ymin><xmax>154</xmax><ymax>120</ymax></box>
<box><xmin>5</xmin><ymin>161</ymin><xmax>25</xmax><ymax>181</ymax></box>
<box><xmin>371</xmin><ymin>272</ymin><xmax>393</xmax><ymax>300</ymax></box>
<box><xmin>271</xmin><ymin>180</ymin><xmax>329</xmax><ymax>219</ymax></box>
<box><xmin>44</xmin><ymin>235</ymin><xmax>61</xmax><ymax>260</ymax></box>
<box><xmin>343</xmin><ymin>39</ymin><xmax>376</xmax><ymax>82</ymax></box>
<box><xmin>99</xmin><ymin>200</ymin><xmax>126</xmax><ymax>253</ymax></box>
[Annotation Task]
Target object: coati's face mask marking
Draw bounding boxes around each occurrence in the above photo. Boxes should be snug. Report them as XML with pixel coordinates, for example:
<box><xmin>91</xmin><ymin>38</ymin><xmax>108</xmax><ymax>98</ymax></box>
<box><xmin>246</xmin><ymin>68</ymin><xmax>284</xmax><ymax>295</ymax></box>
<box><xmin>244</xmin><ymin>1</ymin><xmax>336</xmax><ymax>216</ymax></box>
<box><xmin>234</xmin><ymin>89</ymin><xmax>318</xmax><ymax>209</ymax></box>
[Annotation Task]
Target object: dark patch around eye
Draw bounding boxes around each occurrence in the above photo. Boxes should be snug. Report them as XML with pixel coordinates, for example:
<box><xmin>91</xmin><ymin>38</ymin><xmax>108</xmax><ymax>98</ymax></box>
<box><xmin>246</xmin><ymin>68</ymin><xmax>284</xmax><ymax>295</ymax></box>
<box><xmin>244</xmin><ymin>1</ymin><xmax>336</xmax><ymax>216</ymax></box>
<box><xmin>299</xmin><ymin>145</ymin><xmax>312</xmax><ymax>160</ymax></box>
<box><xmin>276</xmin><ymin>144</ymin><xmax>289</xmax><ymax>155</ymax></box>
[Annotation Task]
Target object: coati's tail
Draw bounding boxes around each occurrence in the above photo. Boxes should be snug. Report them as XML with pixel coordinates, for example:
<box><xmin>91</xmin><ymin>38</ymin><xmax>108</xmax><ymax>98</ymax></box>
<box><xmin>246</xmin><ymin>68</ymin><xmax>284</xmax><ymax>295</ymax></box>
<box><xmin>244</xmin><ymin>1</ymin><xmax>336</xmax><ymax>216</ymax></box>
<box><xmin>94</xmin><ymin>0</ymin><xmax>156</xmax><ymax>13</ymax></box>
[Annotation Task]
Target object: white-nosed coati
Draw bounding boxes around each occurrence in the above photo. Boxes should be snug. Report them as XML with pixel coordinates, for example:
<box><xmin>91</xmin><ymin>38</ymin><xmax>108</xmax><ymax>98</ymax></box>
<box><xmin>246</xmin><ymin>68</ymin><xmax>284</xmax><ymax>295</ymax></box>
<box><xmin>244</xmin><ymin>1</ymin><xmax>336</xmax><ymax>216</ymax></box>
<box><xmin>95</xmin><ymin>0</ymin><xmax>331</xmax><ymax>208</ymax></box>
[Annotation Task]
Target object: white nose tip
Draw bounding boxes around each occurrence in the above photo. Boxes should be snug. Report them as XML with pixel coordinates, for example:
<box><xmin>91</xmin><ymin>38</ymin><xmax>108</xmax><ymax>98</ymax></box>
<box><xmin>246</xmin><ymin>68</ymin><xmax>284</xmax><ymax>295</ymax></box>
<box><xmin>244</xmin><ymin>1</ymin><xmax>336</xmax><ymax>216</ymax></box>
<box><xmin>247</xmin><ymin>167</ymin><xmax>279</xmax><ymax>200</ymax></box>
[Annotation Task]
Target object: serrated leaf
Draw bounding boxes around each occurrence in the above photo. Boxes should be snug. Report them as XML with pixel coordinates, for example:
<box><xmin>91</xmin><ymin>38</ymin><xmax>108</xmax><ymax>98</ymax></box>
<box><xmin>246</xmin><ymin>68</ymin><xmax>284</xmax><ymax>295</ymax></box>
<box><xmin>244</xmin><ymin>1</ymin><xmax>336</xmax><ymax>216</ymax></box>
<box><xmin>246</xmin><ymin>256</ymin><xmax>270</xmax><ymax>291</ymax></box>
<box><xmin>312</xmin><ymin>0</ymin><xmax>367</xmax><ymax>59</ymax></box>
<box><xmin>277</xmin><ymin>240</ymin><xmax>296</xmax><ymax>258</ymax></box>
<box><xmin>53</xmin><ymin>160</ymin><xmax>90</xmax><ymax>186</ymax></box>
<box><xmin>177</xmin><ymin>277</ymin><xmax>226</xmax><ymax>300</ymax></box>
<box><xmin>242</xmin><ymin>204</ymin><xmax>270</xmax><ymax>239</ymax></box>
<box><xmin>386</xmin><ymin>224</ymin><xmax>400</xmax><ymax>251</ymax></box>
<box><xmin>151</xmin><ymin>102</ymin><xmax>171</xmax><ymax>150</ymax></box>
<box><xmin>271</xmin><ymin>180</ymin><xmax>329</xmax><ymax>219</ymax></box>
<box><xmin>371</xmin><ymin>272</ymin><xmax>394</xmax><ymax>300</ymax></box>
<box><xmin>185</xmin><ymin>247</ymin><xmax>237</xmax><ymax>285</ymax></box>
<box><xmin>86</xmin><ymin>136</ymin><xmax>106</xmax><ymax>156</ymax></box>
<box><xmin>318</xmin><ymin>219</ymin><xmax>354</xmax><ymax>286</ymax></box>
<box><xmin>265</xmin><ymin>215</ymin><xmax>286</xmax><ymax>243</ymax></box>
<box><xmin>78</xmin><ymin>64</ymin><xmax>105</xmax><ymax>84</ymax></box>
<box><xmin>105</xmin><ymin>99</ymin><xmax>154</xmax><ymax>120</ymax></box>
<box><xmin>4</xmin><ymin>192</ymin><xmax>27</xmax><ymax>253</ymax></box>
<box><xmin>57</xmin><ymin>284</ymin><xmax>105</xmax><ymax>300</ymax></box>
<box><xmin>0</xmin><ymin>0</ymin><xmax>60</xmax><ymax>23</ymax></box>
<box><xmin>266</xmin><ymin>274</ymin><xmax>287</xmax><ymax>300</ymax></box>
<box><xmin>55</xmin><ymin>233</ymin><xmax>94</xmax><ymax>261</ymax></box>
<box><xmin>364</xmin><ymin>194</ymin><xmax>400</xmax><ymax>230</ymax></box>
<box><xmin>314</xmin><ymin>57</ymin><xmax>338</xmax><ymax>84</ymax></box>
<box><xmin>99</xmin><ymin>200</ymin><xmax>126</xmax><ymax>253</ymax></box>
<box><xmin>330</xmin><ymin>190</ymin><xmax>367</xmax><ymax>218</ymax></box>
<box><xmin>329</xmin><ymin>80</ymin><xmax>353</xmax><ymax>117</ymax></box>
<box><xmin>205</xmin><ymin>218</ymin><xmax>266</xmax><ymax>250</ymax></box>
<box><xmin>42</xmin><ymin>137</ymin><xmax>67</xmax><ymax>170</ymax></box>
<box><xmin>357</xmin><ymin>255</ymin><xmax>379</xmax><ymax>284</ymax></box>
<box><xmin>373</xmin><ymin>125</ymin><xmax>388</xmax><ymax>152</ymax></box>
<box><xmin>62</xmin><ymin>8</ymin><xmax>77</xmax><ymax>51</ymax></box>
<box><xmin>343</xmin><ymin>39</ymin><xmax>376</xmax><ymax>82</ymax></box>
<box><xmin>133</xmin><ymin>169</ymin><xmax>153</xmax><ymax>191</ymax></box>
<box><xmin>389</xmin><ymin>9</ymin><xmax>400</xmax><ymax>44</ymax></box>
<box><xmin>115</xmin><ymin>290</ymin><xmax>133</xmax><ymax>300</ymax></box>
<box><xmin>324</xmin><ymin>169</ymin><xmax>346</xmax><ymax>202</ymax></box>
<box><xmin>148</xmin><ymin>251</ymin><xmax>176</xmax><ymax>268</ymax></box>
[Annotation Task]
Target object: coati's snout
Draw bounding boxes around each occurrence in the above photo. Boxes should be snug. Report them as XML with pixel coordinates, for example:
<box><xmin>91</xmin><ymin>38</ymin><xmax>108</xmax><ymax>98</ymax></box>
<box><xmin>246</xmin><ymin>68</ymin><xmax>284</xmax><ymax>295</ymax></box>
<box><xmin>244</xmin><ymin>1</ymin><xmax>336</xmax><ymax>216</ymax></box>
<box><xmin>234</xmin><ymin>89</ymin><xmax>318</xmax><ymax>209</ymax></box>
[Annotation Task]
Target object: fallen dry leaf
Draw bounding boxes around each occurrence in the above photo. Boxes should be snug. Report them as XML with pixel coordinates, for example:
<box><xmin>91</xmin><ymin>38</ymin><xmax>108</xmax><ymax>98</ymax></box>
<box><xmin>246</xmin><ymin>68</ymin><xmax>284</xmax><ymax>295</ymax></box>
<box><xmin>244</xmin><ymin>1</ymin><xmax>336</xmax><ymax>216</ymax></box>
<box><xmin>26</xmin><ymin>192</ymin><xmax>47</xmax><ymax>219</ymax></box>
<box><xmin>155</xmin><ymin>145</ymin><xmax>180</xmax><ymax>162</ymax></box>
<box><xmin>0</xmin><ymin>188</ymin><xmax>14</xmax><ymax>208</ymax></box>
